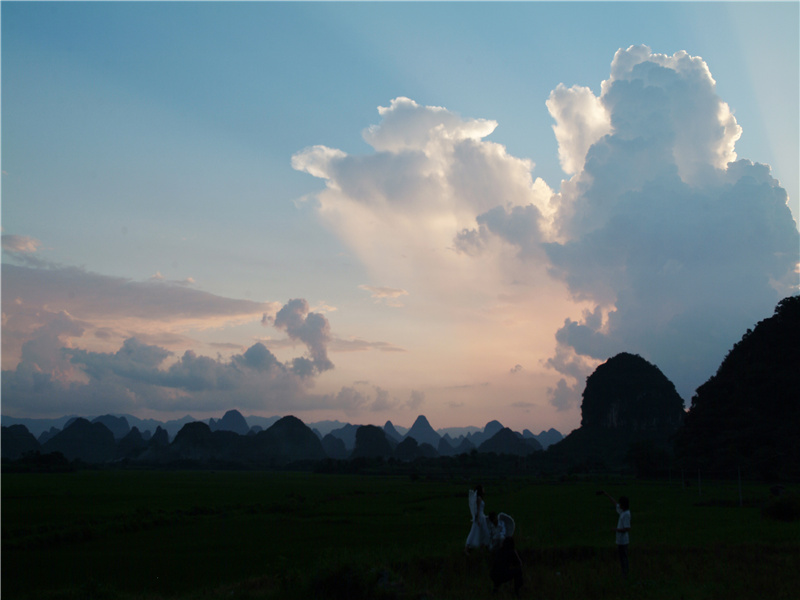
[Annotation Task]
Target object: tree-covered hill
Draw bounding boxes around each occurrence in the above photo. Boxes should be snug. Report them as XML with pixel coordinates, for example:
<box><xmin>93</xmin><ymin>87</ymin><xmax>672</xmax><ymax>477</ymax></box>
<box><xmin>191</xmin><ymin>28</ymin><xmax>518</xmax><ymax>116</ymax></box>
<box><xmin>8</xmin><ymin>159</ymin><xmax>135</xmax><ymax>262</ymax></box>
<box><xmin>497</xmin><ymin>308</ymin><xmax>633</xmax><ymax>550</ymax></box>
<box><xmin>675</xmin><ymin>295</ymin><xmax>800</xmax><ymax>479</ymax></box>
<box><xmin>549</xmin><ymin>352</ymin><xmax>685</xmax><ymax>471</ymax></box>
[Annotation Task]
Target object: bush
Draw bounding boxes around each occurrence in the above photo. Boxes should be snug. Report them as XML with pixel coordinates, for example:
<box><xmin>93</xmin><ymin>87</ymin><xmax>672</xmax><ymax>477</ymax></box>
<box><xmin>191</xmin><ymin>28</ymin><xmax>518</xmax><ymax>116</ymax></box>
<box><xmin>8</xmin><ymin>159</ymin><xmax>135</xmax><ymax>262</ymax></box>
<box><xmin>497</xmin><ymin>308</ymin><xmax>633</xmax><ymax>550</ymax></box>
<box><xmin>762</xmin><ymin>493</ymin><xmax>800</xmax><ymax>521</ymax></box>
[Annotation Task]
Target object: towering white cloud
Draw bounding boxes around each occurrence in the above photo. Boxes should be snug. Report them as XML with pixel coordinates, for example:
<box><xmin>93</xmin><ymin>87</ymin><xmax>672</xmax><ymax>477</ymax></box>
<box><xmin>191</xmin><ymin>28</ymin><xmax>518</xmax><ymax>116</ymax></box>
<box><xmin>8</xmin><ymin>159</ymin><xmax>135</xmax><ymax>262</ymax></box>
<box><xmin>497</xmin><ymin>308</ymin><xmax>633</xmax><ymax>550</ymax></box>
<box><xmin>295</xmin><ymin>45</ymin><xmax>798</xmax><ymax>415</ymax></box>
<box><xmin>292</xmin><ymin>96</ymin><xmax>554</xmax><ymax>299</ymax></box>
<box><xmin>474</xmin><ymin>46</ymin><xmax>799</xmax><ymax>406</ymax></box>
<box><xmin>602</xmin><ymin>46</ymin><xmax>741</xmax><ymax>183</ymax></box>
<box><xmin>546</xmin><ymin>84</ymin><xmax>611</xmax><ymax>176</ymax></box>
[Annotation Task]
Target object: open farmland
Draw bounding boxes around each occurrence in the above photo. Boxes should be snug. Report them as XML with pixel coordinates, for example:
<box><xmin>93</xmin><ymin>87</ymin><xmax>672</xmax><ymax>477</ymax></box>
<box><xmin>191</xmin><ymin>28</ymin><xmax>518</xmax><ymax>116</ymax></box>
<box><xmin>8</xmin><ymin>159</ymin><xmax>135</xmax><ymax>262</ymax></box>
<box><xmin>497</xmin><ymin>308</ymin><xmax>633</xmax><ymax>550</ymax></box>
<box><xmin>2</xmin><ymin>470</ymin><xmax>798</xmax><ymax>599</ymax></box>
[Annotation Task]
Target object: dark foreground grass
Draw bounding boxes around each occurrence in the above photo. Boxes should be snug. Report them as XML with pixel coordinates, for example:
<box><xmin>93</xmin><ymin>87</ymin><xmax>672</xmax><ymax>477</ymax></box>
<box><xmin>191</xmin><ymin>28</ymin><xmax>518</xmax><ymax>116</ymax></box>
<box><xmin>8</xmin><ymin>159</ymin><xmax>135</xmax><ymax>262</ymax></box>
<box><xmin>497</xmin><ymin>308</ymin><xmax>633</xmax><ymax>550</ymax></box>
<box><xmin>2</xmin><ymin>470</ymin><xmax>798</xmax><ymax>599</ymax></box>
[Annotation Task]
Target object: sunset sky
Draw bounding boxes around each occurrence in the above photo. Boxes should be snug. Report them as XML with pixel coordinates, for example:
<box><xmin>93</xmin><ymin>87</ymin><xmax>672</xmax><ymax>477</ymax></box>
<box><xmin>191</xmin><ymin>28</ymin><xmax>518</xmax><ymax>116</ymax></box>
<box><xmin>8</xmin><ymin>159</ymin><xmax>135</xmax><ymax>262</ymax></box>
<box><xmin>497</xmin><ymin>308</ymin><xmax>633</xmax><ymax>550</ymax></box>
<box><xmin>2</xmin><ymin>2</ymin><xmax>798</xmax><ymax>434</ymax></box>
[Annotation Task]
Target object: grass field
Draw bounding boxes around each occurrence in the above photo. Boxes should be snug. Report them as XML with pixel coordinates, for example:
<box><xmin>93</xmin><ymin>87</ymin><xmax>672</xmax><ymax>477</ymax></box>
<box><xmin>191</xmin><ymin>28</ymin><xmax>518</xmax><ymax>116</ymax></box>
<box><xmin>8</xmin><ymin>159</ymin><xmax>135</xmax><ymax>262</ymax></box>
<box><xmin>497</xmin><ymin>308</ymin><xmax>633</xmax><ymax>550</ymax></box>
<box><xmin>2</xmin><ymin>469</ymin><xmax>798</xmax><ymax>599</ymax></box>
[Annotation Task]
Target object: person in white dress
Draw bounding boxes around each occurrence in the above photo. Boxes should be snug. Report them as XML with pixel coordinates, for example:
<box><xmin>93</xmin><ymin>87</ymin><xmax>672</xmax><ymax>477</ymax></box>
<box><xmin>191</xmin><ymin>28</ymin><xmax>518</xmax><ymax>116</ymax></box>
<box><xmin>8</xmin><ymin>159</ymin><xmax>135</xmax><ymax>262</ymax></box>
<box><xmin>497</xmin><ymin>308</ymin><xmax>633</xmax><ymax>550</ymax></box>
<box><xmin>465</xmin><ymin>485</ymin><xmax>490</xmax><ymax>552</ymax></box>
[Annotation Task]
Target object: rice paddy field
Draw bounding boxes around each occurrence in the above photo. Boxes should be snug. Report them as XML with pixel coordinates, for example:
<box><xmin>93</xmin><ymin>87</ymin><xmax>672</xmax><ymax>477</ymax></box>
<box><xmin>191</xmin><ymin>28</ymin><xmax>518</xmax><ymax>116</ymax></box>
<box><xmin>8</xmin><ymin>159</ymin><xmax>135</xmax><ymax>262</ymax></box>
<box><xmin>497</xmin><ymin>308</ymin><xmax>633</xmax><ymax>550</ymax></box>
<box><xmin>2</xmin><ymin>469</ymin><xmax>798</xmax><ymax>599</ymax></box>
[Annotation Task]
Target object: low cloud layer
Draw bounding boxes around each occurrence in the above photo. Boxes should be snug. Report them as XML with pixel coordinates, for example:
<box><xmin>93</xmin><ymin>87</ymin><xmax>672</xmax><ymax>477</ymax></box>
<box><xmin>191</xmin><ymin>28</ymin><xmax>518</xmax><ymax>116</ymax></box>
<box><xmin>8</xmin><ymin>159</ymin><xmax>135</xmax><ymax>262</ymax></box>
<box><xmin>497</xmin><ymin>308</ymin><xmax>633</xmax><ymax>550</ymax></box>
<box><xmin>0</xmin><ymin>262</ymin><xmax>348</xmax><ymax>416</ymax></box>
<box><xmin>1</xmin><ymin>263</ymin><xmax>280</xmax><ymax>370</ymax></box>
<box><xmin>292</xmin><ymin>96</ymin><xmax>556</xmax><ymax>301</ymax></box>
<box><xmin>295</xmin><ymin>46</ymin><xmax>799</xmax><ymax>411</ymax></box>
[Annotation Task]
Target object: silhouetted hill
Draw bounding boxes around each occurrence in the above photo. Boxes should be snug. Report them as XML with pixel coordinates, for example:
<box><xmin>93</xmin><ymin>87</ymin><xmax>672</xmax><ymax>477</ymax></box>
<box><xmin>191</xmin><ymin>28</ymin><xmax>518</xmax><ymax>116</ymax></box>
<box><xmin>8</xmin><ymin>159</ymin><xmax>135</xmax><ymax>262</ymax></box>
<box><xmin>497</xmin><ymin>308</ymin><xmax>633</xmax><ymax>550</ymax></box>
<box><xmin>438</xmin><ymin>436</ymin><xmax>455</xmax><ymax>456</ymax></box>
<box><xmin>383</xmin><ymin>421</ymin><xmax>402</xmax><ymax>443</ymax></box>
<box><xmin>2</xmin><ymin>410</ymin><xmax>573</xmax><ymax>470</ymax></box>
<box><xmin>119</xmin><ymin>414</ymin><xmax>172</xmax><ymax>438</ymax></box>
<box><xmin>250</xmin><ymin>415</ymin><xmax>326</xmax><ymax>464</ymax></box>
<box><xmin>580</xmin><ymin>353</ymin><xmax>684</xmax><ymax>431</ymax></box>
<box><xmin>351</xmin><ymin>425</ymin><xmax>393</xmax><ymax>459</ymax></box>
<box><xmin>92</xmin><ymin>415</ymin><xmax>131</xmax><ymax>440</ymax></box>
<box><xmin>484</xmin><ymin>420</ymin><xmax>503</xmax><ymax>437</ymax></box>
<box><xmin>209</xmin><ymin>409</ymin><xmax>250</xmax><ymax>435</ymax></box>
<box><xmin>117</xmin><ymin>427</ymin><xmax>148</xmax><ymax>460</ymax></box>
<box><xmin>478</xmin><ymin>428</ymin><xmax>542</xmax><ymax>456</ymax></box>
<box><xmin>417</xmin><ymin>443</ymin><xmax>438</xmax><ymax>458</ymax></box>
<box><xmin>150</xmin><ymin>426</ymin><xmax>169</xmax><ymax>447</ymax></box>
<box><xmin>453</xmin><ymin>437</ymin><xmax>476</xmax><ymax>455</ymax></box>
<box><xmin>308</xmin><ymin>419</ymin><xmax>348</xmax><ymax>437</ymax></box>
<box><xmin>395</xmin><ymin>437</ymin><xmax>420</xmax><ymax>461</ymax></box>
<box><xmin>2</xmin><ymin>424</ymin><xmax>40</xmax><ymax>460</ymax></box>
<box><xmin>162</xmin><ymin>416</ymin><xmax>324</xmax><ymax>466</ymax></box>
<box><xmin>329</xmin><ymin>423</ymin><xmax>360</xmax><ymax>451</ymax></box>
<box><xmin>38</xmin><ymin>427</ymin><xmax>61</xmax><ymax>445</ymax></box>
<box><xmin>437</xmin><ymin>426</ymin><xmax>480</xmax><ymax>438</ymax></box>
<box><xmin>535</xmin><ymin>428</ymin><xmax>563</xmax><ymax>449</ymax></box>
<box><xmin>467</xmin><ymin>420</ymin><xmax>504</xmax><ymax>447</ymax></box>
<box><xmin>169</xmin><ymin>422</ymin><xmax>243</xmax><ymax>461</ymax></box>
<box><xmin>550</xmin><ymin>352</ymin><xmax>684</xmax><ymax>470</ymax></box>
<box><xmin>245</xmin><ymin>415</ymin><xmax>281</xmax><ymax>432</ymax></box>
<box><xmin>321</xmin><ymin>433</ymin><xmax>348</xmax><ymax>459</ymax></box>
<box><xmin>42</xmin><ymin>418</ymin><xmax>116</xmax><ymax>463</ymax></box>
<box><xmin>0</xmin><ymin>415</ymin><xmax>74</xmax><ymax>439</ymax></box>
<box><xmin>404</xmin><ymin>415</ymin><xmax>440</xmax><ymax>447</ymax></box>
<box><xmin>675</xmin><ymin>296</ymin><xmax>800</xmax><ymax>480</ymax></box>
<box><xmin>135</xmin><ymin>426</ymin><xmax>171</xmax><ymax>461</ymax></box>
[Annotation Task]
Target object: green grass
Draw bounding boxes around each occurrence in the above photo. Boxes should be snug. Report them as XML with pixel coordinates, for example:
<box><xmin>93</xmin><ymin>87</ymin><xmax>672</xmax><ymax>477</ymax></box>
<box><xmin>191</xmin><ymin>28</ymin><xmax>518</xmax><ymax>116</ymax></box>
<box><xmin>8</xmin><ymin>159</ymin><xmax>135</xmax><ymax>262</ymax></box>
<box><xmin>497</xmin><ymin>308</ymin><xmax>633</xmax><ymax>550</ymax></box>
<box><xmin>2</xmin><ymin>471</ymin><xmax>798</xmax><ymax>599</ymax></box>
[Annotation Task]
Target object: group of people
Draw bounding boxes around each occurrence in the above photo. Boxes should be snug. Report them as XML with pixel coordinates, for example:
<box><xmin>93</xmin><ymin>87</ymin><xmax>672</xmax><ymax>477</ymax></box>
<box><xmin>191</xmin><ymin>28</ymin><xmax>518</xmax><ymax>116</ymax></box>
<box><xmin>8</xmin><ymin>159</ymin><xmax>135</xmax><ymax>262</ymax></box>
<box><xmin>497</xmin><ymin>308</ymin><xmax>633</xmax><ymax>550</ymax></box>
<box><xmin>464</xmin><ymin>485</ymin><xmax>631</xmax><ymax>595</ymax></box>
<box><xmin>464</xmin><ymin>484</ymin><xmax>524</xmax><ymax>595</ymax></box>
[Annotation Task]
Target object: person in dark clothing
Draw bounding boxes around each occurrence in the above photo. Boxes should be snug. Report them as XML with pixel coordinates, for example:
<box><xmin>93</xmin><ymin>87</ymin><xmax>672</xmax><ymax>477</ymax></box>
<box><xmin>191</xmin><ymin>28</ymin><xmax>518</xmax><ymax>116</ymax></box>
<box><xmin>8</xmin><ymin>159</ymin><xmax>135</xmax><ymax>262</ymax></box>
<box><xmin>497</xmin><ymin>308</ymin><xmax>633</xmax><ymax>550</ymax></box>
<box><xmin>490</xmin><ymin>535</ymin><xmax>523</xmax><ymax>595</ymax></box>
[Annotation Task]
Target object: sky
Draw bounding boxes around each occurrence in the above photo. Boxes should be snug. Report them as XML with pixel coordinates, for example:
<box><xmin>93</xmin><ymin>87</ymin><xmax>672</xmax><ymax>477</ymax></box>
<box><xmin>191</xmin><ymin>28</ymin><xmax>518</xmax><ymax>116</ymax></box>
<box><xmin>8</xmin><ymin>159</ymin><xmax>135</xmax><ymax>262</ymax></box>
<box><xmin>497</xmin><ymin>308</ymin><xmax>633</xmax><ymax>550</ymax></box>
<box><xmin>2</xmin><ymin>1</ymin><xmax>799</xmax><ymax>434</ymax></box>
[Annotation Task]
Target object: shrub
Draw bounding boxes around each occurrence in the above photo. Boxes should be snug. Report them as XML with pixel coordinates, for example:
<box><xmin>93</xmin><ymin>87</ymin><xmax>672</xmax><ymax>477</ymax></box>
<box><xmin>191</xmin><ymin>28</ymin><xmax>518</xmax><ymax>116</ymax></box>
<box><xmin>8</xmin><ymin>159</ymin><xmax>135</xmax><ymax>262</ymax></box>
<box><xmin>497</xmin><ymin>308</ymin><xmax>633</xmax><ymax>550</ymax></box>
<box><xmin>762</xmin><ymin>493</ymin><xmax>800</xmax><ymax>521</ymax></box>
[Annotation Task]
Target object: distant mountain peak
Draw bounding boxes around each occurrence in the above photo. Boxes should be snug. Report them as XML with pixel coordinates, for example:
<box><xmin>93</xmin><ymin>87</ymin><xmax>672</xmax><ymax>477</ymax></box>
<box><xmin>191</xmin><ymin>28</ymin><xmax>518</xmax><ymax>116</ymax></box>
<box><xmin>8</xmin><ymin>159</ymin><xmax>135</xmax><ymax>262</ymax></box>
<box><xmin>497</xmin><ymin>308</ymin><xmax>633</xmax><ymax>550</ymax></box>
<box><xmin>478</xmin><ymin>427</ymin><xmax>542</xmax><ymax>456</ymax></box>
<box><xmin>405</xmin><ymin>415</ymin><xmax>440</xmax><ymax>447</ymax></box>
<box><xmin>210</xmin><ymin>409</ymin><xmax>249</xmax><ymax>435</ymax></box>
<box><xmin>383</xmin><ymin>421</ymin><xmax>402</xmax><ymax>442</ymax></box>
<box><xmin>484</xmin><ymin>420</ymin><xmax>504</xmax><ymax>436</ymax></box>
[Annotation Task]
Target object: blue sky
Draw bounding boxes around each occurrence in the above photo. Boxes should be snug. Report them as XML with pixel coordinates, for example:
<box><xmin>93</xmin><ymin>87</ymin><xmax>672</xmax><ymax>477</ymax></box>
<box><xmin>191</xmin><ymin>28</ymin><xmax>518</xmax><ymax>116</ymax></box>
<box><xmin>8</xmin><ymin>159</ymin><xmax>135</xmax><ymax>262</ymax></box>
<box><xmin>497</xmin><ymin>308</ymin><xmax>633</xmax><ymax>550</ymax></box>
<box><xmin>2</xmin><ymin>2</ymin><xmax>798</xmax><ymax>433</ymax></box>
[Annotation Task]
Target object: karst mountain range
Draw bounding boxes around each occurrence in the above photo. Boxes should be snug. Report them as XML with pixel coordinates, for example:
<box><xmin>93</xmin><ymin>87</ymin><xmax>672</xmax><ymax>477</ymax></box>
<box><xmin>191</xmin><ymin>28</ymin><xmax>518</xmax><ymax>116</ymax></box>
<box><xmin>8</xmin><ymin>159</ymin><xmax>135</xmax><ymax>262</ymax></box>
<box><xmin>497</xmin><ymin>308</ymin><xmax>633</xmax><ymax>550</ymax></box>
<box><xmin>1</xmin><ymin>411</ymin><xmax>563</xmax><ymax>465</ymax></box>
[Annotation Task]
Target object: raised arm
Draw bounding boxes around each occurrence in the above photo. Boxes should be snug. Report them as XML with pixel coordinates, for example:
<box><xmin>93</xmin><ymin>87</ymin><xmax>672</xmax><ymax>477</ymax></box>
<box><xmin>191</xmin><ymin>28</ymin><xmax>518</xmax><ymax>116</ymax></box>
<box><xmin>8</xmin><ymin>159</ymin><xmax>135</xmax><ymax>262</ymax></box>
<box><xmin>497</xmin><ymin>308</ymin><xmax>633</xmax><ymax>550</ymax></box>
<box><xmin>597</xmin><ymin>490</ymin><xmax>617</xmax><ymax>506</ymax></box>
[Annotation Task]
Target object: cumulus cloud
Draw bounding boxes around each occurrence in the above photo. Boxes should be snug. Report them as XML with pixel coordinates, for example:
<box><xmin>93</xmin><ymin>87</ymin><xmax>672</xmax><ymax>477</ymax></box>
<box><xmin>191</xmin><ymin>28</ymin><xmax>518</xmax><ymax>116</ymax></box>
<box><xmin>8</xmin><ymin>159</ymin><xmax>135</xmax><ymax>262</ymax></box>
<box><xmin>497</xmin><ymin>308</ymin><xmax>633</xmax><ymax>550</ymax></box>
<box><xmin>3</xmin><ymin>326</ymin><xmax>338</xmax><ymax>417</ymax></box>
<box><xmin>546</xmin><ymin>84</ymin><xmax>612</xmax><ymax>175</ymax></box>
<box><xmin>2</xmin><ymin>331</ymin><xmax>311</xmax><ymax>415</ymax></box>
<box><xmin>473</xmin><ymin>45</ymin><xmax>799</xmax><ymax>406</ymax></box>
<box><xmin>1</xmin><ymin>263</ymin><xmax>280</xmax><ymax>370</ymax></box>
<box><xmin>0</xmin><ymin>265</ymin><xmax>346</xmax><ymax>416</ymax></box>
<box><xmin>295</xmin><ymin>45</ymin><xmax>798</xmax><ymax>417</ymax></box>
<box><xmin>292</xmin><ymin>95</ymin><xmax>554</xmax><ymax>300</ymax></box>
<box><xmin>272</xmin><ymin>298</ymin><xmax>334</xmax><ymax>374</ymax></box>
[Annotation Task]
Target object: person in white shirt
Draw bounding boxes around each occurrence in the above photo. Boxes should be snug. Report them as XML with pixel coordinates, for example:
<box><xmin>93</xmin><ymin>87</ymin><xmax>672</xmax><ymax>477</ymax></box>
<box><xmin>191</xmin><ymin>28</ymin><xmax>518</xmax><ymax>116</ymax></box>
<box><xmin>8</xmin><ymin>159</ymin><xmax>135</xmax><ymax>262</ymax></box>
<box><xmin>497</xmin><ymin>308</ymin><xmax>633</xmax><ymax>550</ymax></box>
<box><xmin>599</xmin><ymin>490</ymin><xmax>631</xmax><ymax>578</ymax></box>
